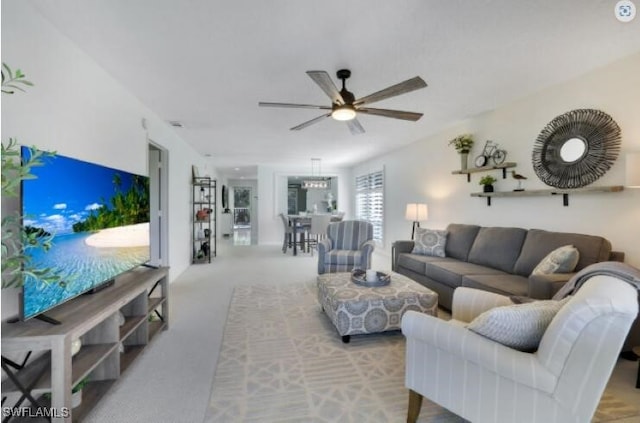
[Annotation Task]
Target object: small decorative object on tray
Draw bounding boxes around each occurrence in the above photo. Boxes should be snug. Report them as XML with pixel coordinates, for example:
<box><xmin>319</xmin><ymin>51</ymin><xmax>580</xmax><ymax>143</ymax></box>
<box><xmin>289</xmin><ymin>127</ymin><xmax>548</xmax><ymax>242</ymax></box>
<box><xmin>351</xmin><ymin>269</ymin><xmax>391</xmax><ymax>287</ymax></box>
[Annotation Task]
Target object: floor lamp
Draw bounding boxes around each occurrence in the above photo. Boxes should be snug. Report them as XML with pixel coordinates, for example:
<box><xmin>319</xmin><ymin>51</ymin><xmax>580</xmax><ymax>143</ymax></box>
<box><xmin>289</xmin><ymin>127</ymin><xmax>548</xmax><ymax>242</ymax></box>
<box><xmin>405</xmin><ymin>203</ymin><xmax>428</xmax><ymax>240</ymax></box>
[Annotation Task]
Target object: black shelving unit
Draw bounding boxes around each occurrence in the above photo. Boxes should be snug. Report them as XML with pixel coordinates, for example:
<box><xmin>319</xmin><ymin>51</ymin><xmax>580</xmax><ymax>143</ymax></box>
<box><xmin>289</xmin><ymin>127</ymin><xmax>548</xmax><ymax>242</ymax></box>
<box><xmin>192</xmin><ymin>176</ymin><xmax>216</xmax><ymax>263</ymax></box>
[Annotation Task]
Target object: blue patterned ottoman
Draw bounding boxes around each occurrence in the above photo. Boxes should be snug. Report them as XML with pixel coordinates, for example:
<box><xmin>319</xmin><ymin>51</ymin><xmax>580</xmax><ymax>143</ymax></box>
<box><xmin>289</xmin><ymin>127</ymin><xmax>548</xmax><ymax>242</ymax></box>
<box><xmin>317</xmin><ymin>271</ymin><xmax>438</xmax><ymax>343</ymax></box>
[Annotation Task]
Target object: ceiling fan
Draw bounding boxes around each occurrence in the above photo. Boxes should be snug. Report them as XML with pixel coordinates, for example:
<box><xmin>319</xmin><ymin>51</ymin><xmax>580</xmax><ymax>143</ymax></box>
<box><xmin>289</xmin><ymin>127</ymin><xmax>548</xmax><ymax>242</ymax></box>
<box><xmin>258</xmin><ymin>69</ymin><xmax>427</xmax><ymax>135</ymax></box>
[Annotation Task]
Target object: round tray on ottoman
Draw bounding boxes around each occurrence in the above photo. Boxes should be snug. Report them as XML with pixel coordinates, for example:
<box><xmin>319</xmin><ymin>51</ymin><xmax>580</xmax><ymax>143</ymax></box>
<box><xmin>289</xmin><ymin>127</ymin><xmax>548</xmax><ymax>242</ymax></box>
<box><xmin>350</xmin><ymin>269</ymin><xmax>391</xmax><ymax>287</ymax></box>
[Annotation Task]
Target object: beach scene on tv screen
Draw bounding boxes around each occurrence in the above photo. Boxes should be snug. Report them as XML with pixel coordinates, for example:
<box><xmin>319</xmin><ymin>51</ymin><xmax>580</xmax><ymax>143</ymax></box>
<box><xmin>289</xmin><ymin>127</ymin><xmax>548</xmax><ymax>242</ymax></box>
<box><xmin>21</xmin><ymin>148</ymin><xmax>150</xmax><ymax>319</ymax></box>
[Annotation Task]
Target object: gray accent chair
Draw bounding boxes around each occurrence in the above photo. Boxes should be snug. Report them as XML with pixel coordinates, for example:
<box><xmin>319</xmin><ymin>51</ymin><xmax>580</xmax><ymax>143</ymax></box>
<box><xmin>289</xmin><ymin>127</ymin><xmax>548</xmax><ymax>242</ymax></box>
<box><xmin>317</xmin><ymin>220</ymin><xmax>375</xmax><ymax>274</ymax></box>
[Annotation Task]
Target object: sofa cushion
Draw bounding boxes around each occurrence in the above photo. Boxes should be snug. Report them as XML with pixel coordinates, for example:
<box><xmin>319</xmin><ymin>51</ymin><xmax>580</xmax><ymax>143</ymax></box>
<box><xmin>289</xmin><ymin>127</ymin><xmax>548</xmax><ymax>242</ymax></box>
<box><xmin>411</xmin><ymin>228</ymin><xmax>447</xmax><ymax>257</ymax></box>
<box><xmin>467</xmin><ymin>227</ymin><xmax>527</xmax><ymax>273</ymax></box>
<box><xmin>531</xmin><ymin>245</ymin><xmax>580</xmax><ymax>275</ymax></box>
<box><xmin>462</xmin><ymin>274</ymin><xmax>529</xmax><ymax>297</ymax></box>
<box><xmin>445</xmin><ymin>224</ymin><xmax>480</xmax><ymax>261</ymax></box>
<box><xmin>426</xmin><ymin>261</ymin><xmax>505</xmax><ymax>289</ymax></box>
<box><xmin>467</xmin><ymin>297</ymin><xmax>570</xmax><ymax>351</ymax></box>
<box><xmin>397</xmin><ymin>253</ymin><xmax>451</xmax><ymax>274</ymax></box>
<box><xmin>513</xmin><ymin>229</ymin><xmax>612</xmax><ymax>277</ymax></box>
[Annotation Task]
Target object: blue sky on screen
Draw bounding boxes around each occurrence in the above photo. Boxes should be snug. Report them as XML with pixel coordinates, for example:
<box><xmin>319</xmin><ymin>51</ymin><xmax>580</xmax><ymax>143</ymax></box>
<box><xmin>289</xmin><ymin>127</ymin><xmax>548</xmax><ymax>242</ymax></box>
<box><xmin>21</xmin><ymin>147</ymin><xmax>140</xmax><ymax>235</ymax></box>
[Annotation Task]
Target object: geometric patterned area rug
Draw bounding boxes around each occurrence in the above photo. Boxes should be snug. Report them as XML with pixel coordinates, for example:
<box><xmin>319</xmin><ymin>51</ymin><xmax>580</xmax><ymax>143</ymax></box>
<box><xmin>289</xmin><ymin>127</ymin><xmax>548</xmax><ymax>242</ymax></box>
<box><xmin>206</xmin><ymin>281</ymin><xmax>639</xmax><ymax>422</ymax></box>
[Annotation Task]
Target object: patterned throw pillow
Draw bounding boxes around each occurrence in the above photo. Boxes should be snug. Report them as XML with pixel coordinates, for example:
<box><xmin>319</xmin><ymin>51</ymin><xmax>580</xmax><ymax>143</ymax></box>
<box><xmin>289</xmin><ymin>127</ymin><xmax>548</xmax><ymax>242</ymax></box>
<box><xmin>411</xmin><ymin>228</ymin><xmax>447</xmax><ymax>257</ymax></box>
<box><xmin>532</xmin><ymin>245</ymin><xmax>580</xmax><ymax>275</ymax></box>
<box><xmin>467</xmin><ymin>297</ymin><xmax>570</xmax><ymax>351</ymax></box>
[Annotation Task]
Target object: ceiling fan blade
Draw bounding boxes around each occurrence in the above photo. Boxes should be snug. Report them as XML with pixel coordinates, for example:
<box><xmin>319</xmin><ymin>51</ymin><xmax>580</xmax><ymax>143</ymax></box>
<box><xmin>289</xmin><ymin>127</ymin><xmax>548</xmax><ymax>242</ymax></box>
<box><xmin>354</xmin><ymin>76</ymin><xmax>427</xmax><ymax>106</ymax></box>
<box><xmin>259</xmin><ymin>102</ymin><xmax>331</xmax><ymax>110</ymax></box>
<box><xmin>346</xmin><ymin>118</ymin><xmax>365</xmax><ymax>135</ymax></box>
<box><xmin>306</xmin><ymin>71</ymin><xmax>344</xmax><ymax>105</ymax></box>
<box><xmin>290</xmin><ymin>113</ymin><xmax>331</xmax><ymax>131</ymax></box>
<box><xmin>357</xmin><ymin>107</ymin><xmax>423</xmax><ymax>121</ymax></box>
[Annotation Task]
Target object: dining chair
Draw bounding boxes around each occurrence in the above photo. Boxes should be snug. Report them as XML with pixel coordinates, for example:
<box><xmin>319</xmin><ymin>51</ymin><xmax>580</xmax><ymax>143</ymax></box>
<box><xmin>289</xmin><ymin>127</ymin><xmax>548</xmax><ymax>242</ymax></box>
<box><xmin>307</xmin><ymin>214</ymin><xmax>332</xmax><ymax>256</ymax></box>
<box><xmin>278</xmin><ymin>213</ymin><xmax>294</xmax><ymax>253</ymax></box>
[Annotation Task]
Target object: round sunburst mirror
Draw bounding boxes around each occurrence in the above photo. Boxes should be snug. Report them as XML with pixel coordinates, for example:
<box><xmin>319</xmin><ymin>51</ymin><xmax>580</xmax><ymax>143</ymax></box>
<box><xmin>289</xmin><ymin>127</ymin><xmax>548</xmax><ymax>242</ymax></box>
<box><xmin>532</xmin><ymin>109</ymin><xmax>621</xmax><ymax>189</ymax></box>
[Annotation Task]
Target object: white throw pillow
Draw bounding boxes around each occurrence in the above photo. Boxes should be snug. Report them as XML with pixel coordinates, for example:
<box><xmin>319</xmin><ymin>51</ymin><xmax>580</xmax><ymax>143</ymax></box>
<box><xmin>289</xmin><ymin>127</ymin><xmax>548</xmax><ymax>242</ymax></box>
<box><xmin>532</xmin><ymin>245</ymin><xmax>580</xmax><ymax>275</ymax></box>
<box><xmin>411</xmin><ymin>228</ymin><xmax>447</xmax><ymax>257</ymax></box>
<box><xmin>467</xmin><ymin>297</ymin><xmax>570</xmax><ymax>351</ymax></box>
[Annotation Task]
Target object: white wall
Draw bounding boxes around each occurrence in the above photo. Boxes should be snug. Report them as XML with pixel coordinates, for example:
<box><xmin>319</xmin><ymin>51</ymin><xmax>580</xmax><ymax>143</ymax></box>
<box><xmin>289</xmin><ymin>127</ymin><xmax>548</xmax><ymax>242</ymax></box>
<box><xmin>1</xmin><ymin>2</ymin><xmax>213</xmax><ymax>319</ymax></box>
<box><xmin>352</xmin><ymin>53</ymin><xmax>640</xmax><ymax>267</ymax></box>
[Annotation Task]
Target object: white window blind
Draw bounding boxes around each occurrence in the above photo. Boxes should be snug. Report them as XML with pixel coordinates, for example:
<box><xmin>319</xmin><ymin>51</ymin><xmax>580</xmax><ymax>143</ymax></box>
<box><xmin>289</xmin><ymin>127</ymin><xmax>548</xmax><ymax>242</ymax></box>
<box><xmin>355</xmin><ymin>170</ymin><xmax>384</xmax><ymax>243</ymax></box>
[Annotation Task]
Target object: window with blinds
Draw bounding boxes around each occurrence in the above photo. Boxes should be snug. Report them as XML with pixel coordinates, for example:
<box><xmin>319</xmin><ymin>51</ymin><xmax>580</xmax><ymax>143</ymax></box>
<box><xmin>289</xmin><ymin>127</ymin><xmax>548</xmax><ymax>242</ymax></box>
<box><xmin>355</xmin><ymin>170</ymin><xmax>384</xmax><ymax>243</ymax></box>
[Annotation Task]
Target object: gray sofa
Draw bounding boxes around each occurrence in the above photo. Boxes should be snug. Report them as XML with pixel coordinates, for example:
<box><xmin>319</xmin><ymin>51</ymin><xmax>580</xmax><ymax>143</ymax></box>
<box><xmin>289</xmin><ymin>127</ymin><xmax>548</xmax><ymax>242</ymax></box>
<box><xmin>392</xmin><ymin>223</ymin><xmax>624</xmax><ymax>310</ymax></box>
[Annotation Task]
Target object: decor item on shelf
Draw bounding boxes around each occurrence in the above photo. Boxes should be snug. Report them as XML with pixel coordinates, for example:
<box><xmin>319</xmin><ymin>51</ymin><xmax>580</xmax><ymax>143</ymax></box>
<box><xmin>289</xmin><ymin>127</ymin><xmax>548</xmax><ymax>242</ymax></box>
<box><xmin>532</xmin><ymin>109</ymin><xmax>621</xmax><ymax>189</ymax></box>
<box><xmin>478</xmin><ymin>175</ymin><xmax>497</xmax><ymax>192</ymax></box>
<box><xmin>71</xmin><ymin>338</ymin><xmax>82</xmax><ymax>356</ymax></box>
<box><xmin>448</xmin><ymin>134</ymin><xmax>474</xmax><ymax>170</ymax></box>
<box><xmin>196</xmin><ymin>208</ymin><xmax>211</xmax><ymax>221</ymax></box>
<box><xmin>72</xmin><ymin>378</ymin><xmax>89</xmax><ymax>408</ymax></box>
<box><xmin>474</xmin><ymin>140</ymin><xmax>507</xmax><ymax>167</ymax></box>
<box><xmin>511</xmin><ymin>171</ymin><xmax>527</xmax><ymax>191</ymax></box>
<box><xmin>405</xmin><ymin>203</ymin><xmax>428</xmax><ymax>240</ymax></box>
<box><xmin>191</xmin><ymin>165</ymin><xmax>200</xmax><ymax>181</ymax></box>
<box><xmin>626</xmin><ymin>152</ymin><xmax>640</xmax><ymax>188</ymax></box>
<box><xmin>325</xmin><ymin>192</ymin><xmax>334</xmax><ymax>212</ymax></box>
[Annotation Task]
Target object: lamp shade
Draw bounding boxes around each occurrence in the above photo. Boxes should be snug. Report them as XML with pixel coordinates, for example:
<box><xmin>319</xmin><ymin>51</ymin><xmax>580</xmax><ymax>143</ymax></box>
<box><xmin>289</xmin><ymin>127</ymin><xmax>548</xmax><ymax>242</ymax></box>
<box><xmin>626</xmin><ymin>153</ymin><xmax>640</xmax><ymax>188</ymax></box>
<box><xmin>405</xmin><ymin>203</ymin><xmax>428</xmax><ymax>221</ymax></box>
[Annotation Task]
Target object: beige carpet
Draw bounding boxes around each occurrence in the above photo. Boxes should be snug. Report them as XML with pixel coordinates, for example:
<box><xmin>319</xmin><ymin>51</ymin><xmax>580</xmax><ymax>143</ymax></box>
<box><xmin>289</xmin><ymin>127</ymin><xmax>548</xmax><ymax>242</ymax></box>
<box><xmin>207</xmin><ymin>281</ymin><xmax>639</xmax><ymax>422</ymax></box>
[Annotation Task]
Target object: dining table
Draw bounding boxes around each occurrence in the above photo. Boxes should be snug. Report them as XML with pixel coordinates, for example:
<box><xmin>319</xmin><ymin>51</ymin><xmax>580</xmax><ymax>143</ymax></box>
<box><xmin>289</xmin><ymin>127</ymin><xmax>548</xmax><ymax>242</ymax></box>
<box><xmin>286</xmin><ymin>213</ymin><xmax>343</xmax><ymax>256</ymax></box>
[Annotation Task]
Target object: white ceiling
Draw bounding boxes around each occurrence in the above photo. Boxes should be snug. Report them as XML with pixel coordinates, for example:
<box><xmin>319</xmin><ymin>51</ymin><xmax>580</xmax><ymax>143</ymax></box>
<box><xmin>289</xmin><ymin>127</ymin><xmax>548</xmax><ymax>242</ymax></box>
<box><xmin>29</xmin><ymin>0</ymin><xmax>640</xmax><ymax>179</ymax></box>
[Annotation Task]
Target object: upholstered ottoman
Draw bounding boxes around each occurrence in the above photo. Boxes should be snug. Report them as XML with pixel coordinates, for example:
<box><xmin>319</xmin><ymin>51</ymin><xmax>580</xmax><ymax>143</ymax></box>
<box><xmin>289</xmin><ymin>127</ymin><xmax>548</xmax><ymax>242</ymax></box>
<box><xmin>317</xmin><ymin>271</ymin><xmax>438</xmax><ymax>343</ymax></box>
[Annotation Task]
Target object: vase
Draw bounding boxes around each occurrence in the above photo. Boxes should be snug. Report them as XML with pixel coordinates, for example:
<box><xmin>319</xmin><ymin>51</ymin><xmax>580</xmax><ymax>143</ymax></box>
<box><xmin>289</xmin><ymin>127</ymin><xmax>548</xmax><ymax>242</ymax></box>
<box><xmin>72</xmin><ymin>389</ymin><xmax>82</xmax><ymax>408</ymax></box>
<box><xmin>460</xmin><ymin>152</ymin><xmax>469</xmax><ymax>170</ymax></box>
<box><xmin>483</xmin><ymin>184</ymin><xmax>494</xmax><ymax>193</ymax></box>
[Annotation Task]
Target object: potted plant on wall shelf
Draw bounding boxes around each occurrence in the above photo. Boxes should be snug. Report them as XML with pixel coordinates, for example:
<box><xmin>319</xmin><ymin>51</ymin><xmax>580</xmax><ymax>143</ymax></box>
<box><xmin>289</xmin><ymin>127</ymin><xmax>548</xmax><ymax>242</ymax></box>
<box><xmin>479</xmin><ymin>175</ymin><xmax>498</xmax><ymax>192</ymax></box>
<box><xmin>448</xmin><ymin>134</ymin><xmax>474</xmax><ymax>170</ymax></box>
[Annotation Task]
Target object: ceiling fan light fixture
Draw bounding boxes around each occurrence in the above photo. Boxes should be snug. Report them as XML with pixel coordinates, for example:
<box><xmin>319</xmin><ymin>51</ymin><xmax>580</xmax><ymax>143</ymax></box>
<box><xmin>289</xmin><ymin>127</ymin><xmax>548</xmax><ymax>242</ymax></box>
<box><xmin>331</xmin><ymin>105</ymin><xmax>356</xmax><ymax>121</ymax></box>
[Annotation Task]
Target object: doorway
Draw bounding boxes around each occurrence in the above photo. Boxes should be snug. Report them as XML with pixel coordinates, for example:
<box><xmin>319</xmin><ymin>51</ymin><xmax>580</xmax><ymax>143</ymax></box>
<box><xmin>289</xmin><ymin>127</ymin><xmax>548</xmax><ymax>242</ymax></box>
<box><xmin>148</xmin><ymin>143</ymin><xmax>169</xmax><ymax>266</ymax></box>
<box><xmin>229</xmin><ymin>184</ymin><xmax>257</xmax><ymax>246</ymax></box>
<box><xmin>233</xmin><ymin>186</ymin><xmax>252</xmax><ymax>229</ymax></box>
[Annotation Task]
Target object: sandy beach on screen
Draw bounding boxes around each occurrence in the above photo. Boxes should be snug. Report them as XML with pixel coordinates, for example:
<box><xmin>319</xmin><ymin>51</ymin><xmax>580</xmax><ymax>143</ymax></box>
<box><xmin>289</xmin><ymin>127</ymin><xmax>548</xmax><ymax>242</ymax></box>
<box><xmin>84</xmin><ymin>222</ymin><xmax>150</xmax><ymax>248</ymax></box>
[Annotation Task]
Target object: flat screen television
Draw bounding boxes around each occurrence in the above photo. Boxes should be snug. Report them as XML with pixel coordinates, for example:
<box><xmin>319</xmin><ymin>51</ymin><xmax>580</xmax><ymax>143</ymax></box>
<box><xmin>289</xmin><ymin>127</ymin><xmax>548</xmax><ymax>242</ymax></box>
<box><xmin>20</xmin><ymin>147</ymin><xmax>150</xmax><ymax>321</ymax></box>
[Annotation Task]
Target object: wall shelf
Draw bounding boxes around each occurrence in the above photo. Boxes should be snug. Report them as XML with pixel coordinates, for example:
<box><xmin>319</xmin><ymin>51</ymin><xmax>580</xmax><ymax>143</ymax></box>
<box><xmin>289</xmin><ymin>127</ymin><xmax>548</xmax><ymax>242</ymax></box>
<box><xmin>452</xmin><ymin>162</ymin><xmax>517</xmax><ymax>182</ymax></box>
<box><xmin>471</xmin><ymin>185</ymin><xmax>624</xmax><ymax>206</ymax></box>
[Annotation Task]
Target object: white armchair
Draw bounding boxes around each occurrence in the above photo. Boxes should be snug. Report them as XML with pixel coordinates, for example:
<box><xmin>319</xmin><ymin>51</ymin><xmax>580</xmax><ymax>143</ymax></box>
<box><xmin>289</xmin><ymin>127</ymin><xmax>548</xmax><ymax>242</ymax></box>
<box><xmin>401</xmin><ymin>275</ymin><xmax>638</xmax><ymax>423</ymax></box>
